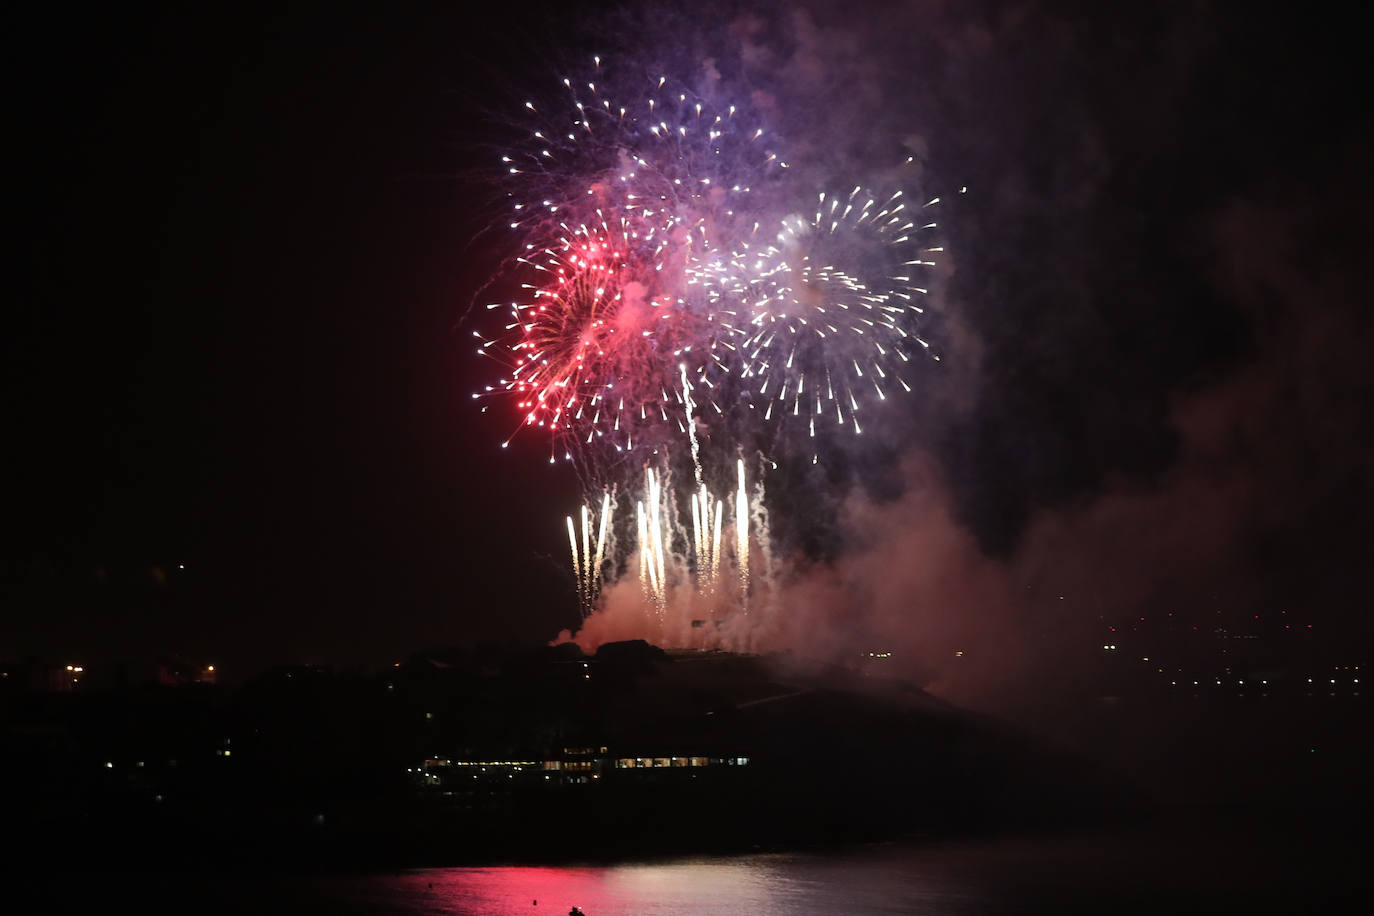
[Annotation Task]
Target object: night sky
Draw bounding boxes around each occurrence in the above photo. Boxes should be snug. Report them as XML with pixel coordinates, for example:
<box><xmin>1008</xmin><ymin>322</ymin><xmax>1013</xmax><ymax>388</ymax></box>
<box><xmin>7</xmin><ymin>2</ymin><xmax>1371</xmax><ymax>685</ymax></box>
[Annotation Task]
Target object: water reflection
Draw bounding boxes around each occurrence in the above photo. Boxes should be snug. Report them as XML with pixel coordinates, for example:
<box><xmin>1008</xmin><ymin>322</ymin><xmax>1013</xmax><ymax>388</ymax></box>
<box><xmin>56</xmin><ymin>823</ymin><xmax>1364</xmax><ymax>914</ymax></box>
<box><xmin>292</xmin><ymin>820</ymin><xmax>1371</xmax><ymax>915</ymax></box>
<box><xmin>321</xmin><ymin>847</ymin><xmax>986</xmax><ymax>915</ymax></box>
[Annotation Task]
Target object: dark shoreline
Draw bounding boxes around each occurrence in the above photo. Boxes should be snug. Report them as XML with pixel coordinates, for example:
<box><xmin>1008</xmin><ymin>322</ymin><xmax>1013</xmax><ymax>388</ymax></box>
<box><xmin>6</xmin><ymin>648</ymin><xmax>1369</xmax><ymax>880</ymax></box>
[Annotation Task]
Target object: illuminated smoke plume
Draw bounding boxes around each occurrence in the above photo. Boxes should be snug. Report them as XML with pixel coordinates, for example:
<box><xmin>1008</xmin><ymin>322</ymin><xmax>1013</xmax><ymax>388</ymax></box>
<box><xmin>465</xmin><ymin>18</ymin><xmax>960</xmax><ymax>656</ymax></box>
<box><xmin>559</xmin><ymin>457</ymin><xmax>774</xmax><ymax>651</ymax></box>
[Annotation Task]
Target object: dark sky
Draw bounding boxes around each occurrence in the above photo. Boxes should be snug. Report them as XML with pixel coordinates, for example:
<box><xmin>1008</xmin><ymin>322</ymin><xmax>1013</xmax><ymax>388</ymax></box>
<box><xmin>7</xmin><ymin>3</ymin><xmax>580</xmax><ymax>668</ymax></box>
<box><xmin>6</xmin><ymin>2</ymin><xmax>1371</xmax><ymax>679</ymax></box>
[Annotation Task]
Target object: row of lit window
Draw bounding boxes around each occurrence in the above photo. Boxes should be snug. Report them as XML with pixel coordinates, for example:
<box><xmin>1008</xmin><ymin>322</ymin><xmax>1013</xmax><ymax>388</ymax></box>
<box><xmin>420</xmin><ymin>755</ymin><xmax>750</xmax><ymax>773</ymax></box>
<box><xmin>614</xmin><ymin>756</ymin><xmax>748</xmax><ymax>768</ymax></box>
<box><xmin>555</xmin><ymin>761</ymin><xmax>596</xmax><ymax>772</ymax></box>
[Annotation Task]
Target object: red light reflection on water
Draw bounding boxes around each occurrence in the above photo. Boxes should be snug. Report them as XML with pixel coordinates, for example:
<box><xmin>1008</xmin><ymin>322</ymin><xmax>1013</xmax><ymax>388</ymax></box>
<box><xmin>357</xmin><ymin>862</ymin><xmax>780</xmax><ymax>915</ymax></box>
<box><xmin>431</xmin><ymin>867</ymin><xmax>605</xmax><ymax>914</ymax></box>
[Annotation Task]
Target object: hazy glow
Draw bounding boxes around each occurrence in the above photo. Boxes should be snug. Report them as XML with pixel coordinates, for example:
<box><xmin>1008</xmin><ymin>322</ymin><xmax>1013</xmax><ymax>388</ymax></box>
<box><xmin>567</xmin><ymin>458</ymin><xmax>758</xmax><ymax>631</ymax></box>
<box><xmin>473</xmin><ymin>57</ymin><xmax>947</xmax><ymax>467</ymax></box>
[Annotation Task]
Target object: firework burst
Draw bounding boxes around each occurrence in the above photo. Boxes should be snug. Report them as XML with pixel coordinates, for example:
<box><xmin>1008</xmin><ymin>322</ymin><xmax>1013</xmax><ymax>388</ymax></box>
<box><xmin>688</xmin><ymin>183</ymin><xmax>947</xmax><ymax>461</ymax></box>
<box><xmin>472</xmin><ymin>58</ymin><xmax>785</xmax><ymax>461</ymax></box>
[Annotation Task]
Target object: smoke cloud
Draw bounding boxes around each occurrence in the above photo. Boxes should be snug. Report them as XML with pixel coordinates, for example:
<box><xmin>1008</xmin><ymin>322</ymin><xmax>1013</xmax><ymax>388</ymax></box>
<box><xmin>554</xmin><ymin>2</ymin><xmax>1373</xmax><ymax>719</ymax></box>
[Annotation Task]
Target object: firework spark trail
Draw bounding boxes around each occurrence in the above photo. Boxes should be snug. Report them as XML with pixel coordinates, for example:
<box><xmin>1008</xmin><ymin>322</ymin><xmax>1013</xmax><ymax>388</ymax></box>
<box><xmin>711</xmin><ymin>497</ymin><xmax>724</xmax><ymax>586</ymax></box>
<box><xmin>681</xmin><ymin>363</ymin><xmax>703</xmax><ymax>486</ymax></box>
<box><xmin>636</xmin><ymin>500</ymin><xmax>648</xmax><ymax>594</ymax></box>
<box><xmin>649</xmin><ymin>467</ymin><xmax>668</xmax><ymax>611</ymax></box>
<box><xmin>636</xmin><ymin>469</ymin><xmax>669</xmax><ymax>610</ymax></box>
<box><xmin>570</xmin><ymin>456</ymin><xmax>759</xmax><ymax>628</ymax></box>
<box><xmin>689</xmin><ymin>482</ymin><xmax>725</xmax><ymax>593</ymax></box>
<box><xmin>567</xmin><ymin>494</ymin><xmax>613</xmax><ymax>617</ymax></box>
<box><xmin>591</xmin><ymin>490</ymin><xmax>610</xmax><ymax>614</ymax></box>
<box><xmin>581</xmin><ymin>503</ymin><xmax>592</xmax><ymax>606</ymax></box>
<box><xmin>566</xmin><ymin>515</ymin><xmax>582</xmax><ymax>611</ymax></box>
<box><xmin>690</xmin><ymin>488</ymin><xmax>704</xmax><ymax>580</ymax></box>
<box><xmin>736</xmin><ymin>458</ymin><xmax>749</xmax><ymax>609</ymax></box>
<box><xmin>636</xmin><ymin>497</ymin><xmax>661</xmax><ymax>605</ymax></box>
